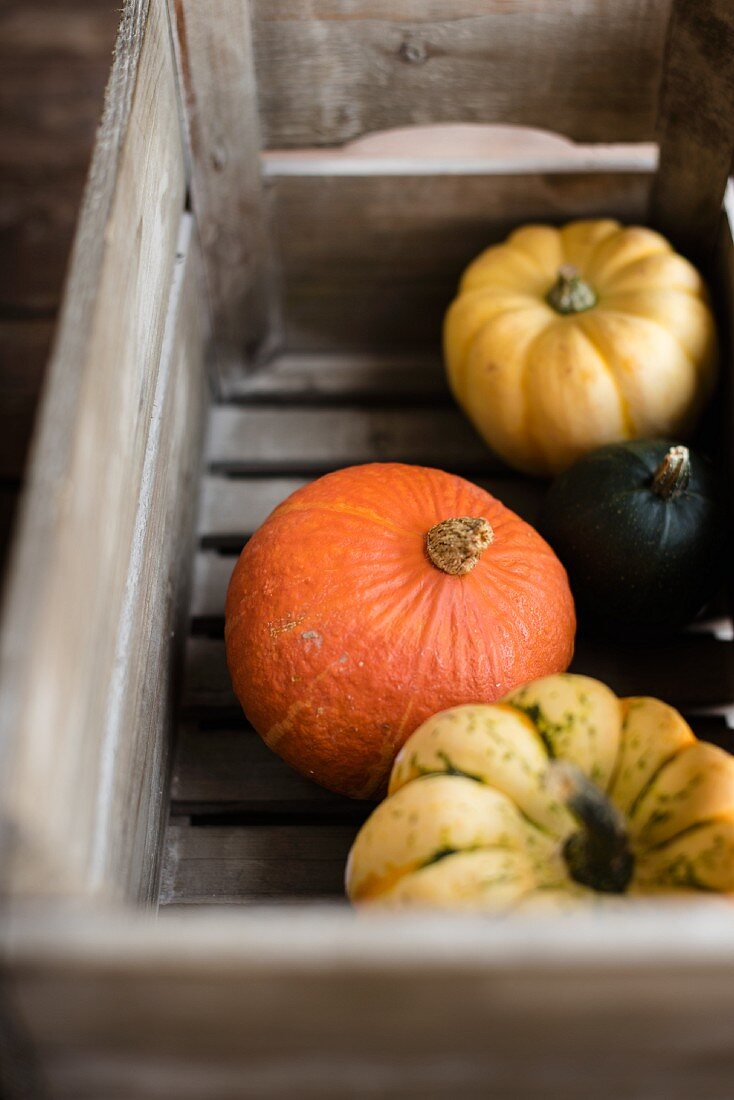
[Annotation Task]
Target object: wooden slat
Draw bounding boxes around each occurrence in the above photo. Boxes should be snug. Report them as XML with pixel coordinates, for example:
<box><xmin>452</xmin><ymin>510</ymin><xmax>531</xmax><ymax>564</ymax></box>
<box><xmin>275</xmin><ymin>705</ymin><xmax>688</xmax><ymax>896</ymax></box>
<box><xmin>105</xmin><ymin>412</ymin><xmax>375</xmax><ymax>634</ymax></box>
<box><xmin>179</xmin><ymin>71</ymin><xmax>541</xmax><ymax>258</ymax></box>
<box><xmin>650</xmin><ymin>0</ymin><xmax>734</xmax><ymax>262</ymax></box>
<box><xmin>170</xmin><ymin>714</ymin><xmax>732</xmax><ymax>817</ymax></box>
<box><xmin>250</xmin><ymin>0</ymin><xmax>672</xmax><ymax>148</ymax></box>
<box><xmin>159</xmin><ymin>822</ymin><xmax>356</xmax><ymax>904</ymax></box>
<box><xmin>101</xmin><ymin>219</ymin><xmax>207</xmax><ymax>904</ymax></box>
<box><xmin>0</xmin><ymin>0</ymin><xmax>195</xmax><ymax>903</ymax></box>
<box><xmin>169</xmin><ymin>0</ymin><xmax>272</xmax><ymax>385</ymax></box>
<box><xmin>230</xmin><ymin>352</ymin><xmax>449</xmax><ymax>402</ymax></box>
<box><xmin>207</xmin><ymin>406</ymin><xmax>500</xmax><ymax>473</ymax></box>
<box><xmin>269</xmin><ymin>169</ymin><xmax>652</xmax><ymax>351</ymax></box>
<box><xmin>171</xmin><ymin>724</ymin><xmax>363</xmax><ymax>815</ymax></box>
<box><xmin>9</xmin><ymin>904</ymin><xmax>734</xmax><ymax>1100</ymax></box>
<box><xmin>182</xmin><ymin>634</ymin><xmax>734</xmax><ymax>716</ymax></box>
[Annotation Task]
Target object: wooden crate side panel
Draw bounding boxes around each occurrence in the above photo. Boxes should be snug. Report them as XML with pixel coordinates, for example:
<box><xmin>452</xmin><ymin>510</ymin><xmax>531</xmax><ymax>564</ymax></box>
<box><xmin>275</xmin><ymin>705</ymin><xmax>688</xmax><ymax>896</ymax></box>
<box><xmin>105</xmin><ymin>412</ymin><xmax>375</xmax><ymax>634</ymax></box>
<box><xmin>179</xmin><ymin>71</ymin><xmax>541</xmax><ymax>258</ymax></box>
<box><xmin>103</xmin><ymin>221</ymin><xmax>208</xmax><ymax>905</ymax></box>
<box><xmin>250</xmin><ymin>0</ymin><xmax>673</xmax><ymax>148</ymax></box>
<box><xmin>0</xmin><ymin>0</ymin><xmax>194</xmax><ymax>903</ymax></box>
<box><xmin>268</xmin><ymin>170</ymin><xmax>652</xmax><ymax>351</ymax></box>
<box><xmin>8</xmin><ymin>905</ymin><xmax>734</xmax><ymax>1099</ymax></box>
<box><xmin>168</xmin><ymin>0</ymin><xmax>274</xmax><ymax>385</ymax></box>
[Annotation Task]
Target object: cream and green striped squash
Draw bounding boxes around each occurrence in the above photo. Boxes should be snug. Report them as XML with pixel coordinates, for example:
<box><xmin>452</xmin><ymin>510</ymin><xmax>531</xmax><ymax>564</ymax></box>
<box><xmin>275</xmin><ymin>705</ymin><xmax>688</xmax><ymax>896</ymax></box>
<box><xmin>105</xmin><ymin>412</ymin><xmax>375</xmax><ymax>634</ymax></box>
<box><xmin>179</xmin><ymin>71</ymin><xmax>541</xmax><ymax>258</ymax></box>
<box><xmin>346</xmin><ymin>673</ymin><xmax>734</xmax><ymax>911</ymax></box>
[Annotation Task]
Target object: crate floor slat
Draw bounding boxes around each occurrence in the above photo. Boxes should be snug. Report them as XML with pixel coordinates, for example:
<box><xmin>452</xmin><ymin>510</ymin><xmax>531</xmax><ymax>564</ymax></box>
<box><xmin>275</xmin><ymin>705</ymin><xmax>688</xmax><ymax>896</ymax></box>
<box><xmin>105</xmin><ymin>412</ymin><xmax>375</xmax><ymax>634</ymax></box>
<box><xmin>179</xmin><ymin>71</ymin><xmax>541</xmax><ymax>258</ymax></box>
<box><xmin>160</xmin><ymin>352</ymin><xmax>734</xmax><ymax>909</ymax></box>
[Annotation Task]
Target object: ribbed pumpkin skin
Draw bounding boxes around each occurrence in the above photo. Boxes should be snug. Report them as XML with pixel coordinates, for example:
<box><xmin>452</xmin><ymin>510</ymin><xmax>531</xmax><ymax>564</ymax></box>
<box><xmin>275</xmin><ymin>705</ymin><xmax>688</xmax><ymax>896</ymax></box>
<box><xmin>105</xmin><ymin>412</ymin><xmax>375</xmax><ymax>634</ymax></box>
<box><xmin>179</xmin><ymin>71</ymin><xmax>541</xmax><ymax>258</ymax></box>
<box><xmin>347</xmin><ymin>674</ymin><xmax>734</xmax><ymax>910</ymax></box>
<box><xmin>225</xmin><ymin>463</ymin><xmax>575</xmax><ymax>799</ymax></box>
<box><xmin>444</xmin><ymin>220</ymin><xmax>717</xmax><ymax>476</ymax></box>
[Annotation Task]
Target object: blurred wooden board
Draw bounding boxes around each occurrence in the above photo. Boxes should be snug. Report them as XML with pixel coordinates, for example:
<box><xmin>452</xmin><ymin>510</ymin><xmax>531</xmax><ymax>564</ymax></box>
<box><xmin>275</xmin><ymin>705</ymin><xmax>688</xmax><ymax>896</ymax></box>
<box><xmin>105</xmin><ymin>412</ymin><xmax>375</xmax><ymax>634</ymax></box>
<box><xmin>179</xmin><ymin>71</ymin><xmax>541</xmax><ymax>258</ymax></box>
<box><xmin>250</xmin><ymin>0</ymin><xmax>672</xmax><ymax>147</ymax></box>
<box><xmin>160</xmin><ymin>821</ymin><xmax>357</xmax><ymax>905</ymax></box>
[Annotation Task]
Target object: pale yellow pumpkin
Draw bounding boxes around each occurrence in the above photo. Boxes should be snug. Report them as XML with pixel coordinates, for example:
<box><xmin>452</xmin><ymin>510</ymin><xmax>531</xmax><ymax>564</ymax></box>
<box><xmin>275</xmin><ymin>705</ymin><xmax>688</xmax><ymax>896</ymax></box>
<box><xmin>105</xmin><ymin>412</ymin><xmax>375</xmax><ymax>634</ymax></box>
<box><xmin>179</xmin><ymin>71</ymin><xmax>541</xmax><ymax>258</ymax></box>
<box><xmin>346</xmin><ymin>674</ymin><xmax>734</xmax><ymax>911</ymax></box>
<box><xmin>444</xmin><ymin>221</ymin><xmax>717</xmax><ymax>476</ymax></box>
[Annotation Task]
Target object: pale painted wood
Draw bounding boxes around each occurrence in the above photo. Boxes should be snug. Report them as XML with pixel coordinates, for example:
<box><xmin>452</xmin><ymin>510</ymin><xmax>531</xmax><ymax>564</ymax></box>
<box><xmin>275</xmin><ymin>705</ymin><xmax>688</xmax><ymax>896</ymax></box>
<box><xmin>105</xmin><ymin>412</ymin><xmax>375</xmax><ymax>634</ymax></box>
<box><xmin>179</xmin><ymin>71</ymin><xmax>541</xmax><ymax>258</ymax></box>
<box><xmin>208</xmin><ymin>406</ymin><xmax>500</xmax><ymax>473</ymax></box>
<box><xmin>262</xmin><ymin>125</ymin><xmax>658</xmax><ymax>175</ymax></box>
<box><xmin>182</xmin><ymin>633</ymin><xmax>734</xmax><ymax>717</ymax></box>
<box><xmin>650</xmin><ymin>0</ymin><xmax>734</xmax><ymax>261</ymax></box>
<box><xmin>0</xmin><ymin>0</ymin><xmax>198</xmax><ymax>903</ymax></box>
<box><xmin>250</xmin><ymin>0</ymin><xmax>673</xmax><ymax>148</ymax></box>
<box><xmin>269</xmin><ymin>168</ymin><xmax>652</xmax><ymax>350</ymax></box>
<box><xmin>7</xmin><ymin>903</ymin><xmax>734</xmax><ymax>1099</ymax></box>
<box><xmin>168</xmin><ymin>0</ymin><xmax>273</xmax><ymax>385</ymax></box>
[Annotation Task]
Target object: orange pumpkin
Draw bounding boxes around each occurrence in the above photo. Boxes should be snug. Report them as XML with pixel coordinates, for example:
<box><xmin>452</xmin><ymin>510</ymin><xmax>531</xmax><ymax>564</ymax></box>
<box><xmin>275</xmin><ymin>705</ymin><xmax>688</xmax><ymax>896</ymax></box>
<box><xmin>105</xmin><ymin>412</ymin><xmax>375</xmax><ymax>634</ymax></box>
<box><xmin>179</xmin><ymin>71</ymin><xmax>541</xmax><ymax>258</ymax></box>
<box><xmin>225</xmin><ymin>463</ymin><xmax>575</xmax><ymax>799</ymax></box>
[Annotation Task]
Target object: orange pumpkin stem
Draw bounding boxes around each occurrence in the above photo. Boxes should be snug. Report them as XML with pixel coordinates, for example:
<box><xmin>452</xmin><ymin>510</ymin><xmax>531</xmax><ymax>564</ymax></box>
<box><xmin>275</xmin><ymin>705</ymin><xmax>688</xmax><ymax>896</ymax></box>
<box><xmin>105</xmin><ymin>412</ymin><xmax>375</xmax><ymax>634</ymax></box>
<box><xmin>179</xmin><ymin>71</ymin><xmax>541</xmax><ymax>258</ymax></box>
<box><xmin>425</xmin><ymin>516</ymin><xmax>494</xmax><ymax>576</ymax></box>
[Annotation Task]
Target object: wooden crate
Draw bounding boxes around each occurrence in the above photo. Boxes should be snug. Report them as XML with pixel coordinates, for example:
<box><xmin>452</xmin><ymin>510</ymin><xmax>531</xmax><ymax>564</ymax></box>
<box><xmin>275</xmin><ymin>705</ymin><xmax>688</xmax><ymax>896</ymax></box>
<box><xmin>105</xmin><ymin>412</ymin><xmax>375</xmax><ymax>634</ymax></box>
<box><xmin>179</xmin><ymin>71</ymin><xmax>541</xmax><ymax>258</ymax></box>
<box><xmin>3</xmin><ymin>1</ymin><xmax>734</xmax><ymax>1095</ymax></box>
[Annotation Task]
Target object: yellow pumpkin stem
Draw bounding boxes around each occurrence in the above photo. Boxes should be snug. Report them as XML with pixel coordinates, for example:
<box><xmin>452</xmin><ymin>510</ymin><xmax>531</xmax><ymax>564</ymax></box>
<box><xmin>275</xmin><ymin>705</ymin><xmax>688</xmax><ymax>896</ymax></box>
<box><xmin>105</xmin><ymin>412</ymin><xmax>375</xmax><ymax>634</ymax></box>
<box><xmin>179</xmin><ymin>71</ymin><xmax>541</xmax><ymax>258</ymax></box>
<box><xmin>426</xmin><ymin>517</ymin><xmax>494</xmax><ymax>576</ymax></box>
<box><xmin>547</xmin><ymin>761</ymin><xmax>634</xmax><ymax>894</ymax></box>
<box><xmin>546</xmin><ymin>264</ymin><xmax>598</xmax><ymax>315</ymax></box>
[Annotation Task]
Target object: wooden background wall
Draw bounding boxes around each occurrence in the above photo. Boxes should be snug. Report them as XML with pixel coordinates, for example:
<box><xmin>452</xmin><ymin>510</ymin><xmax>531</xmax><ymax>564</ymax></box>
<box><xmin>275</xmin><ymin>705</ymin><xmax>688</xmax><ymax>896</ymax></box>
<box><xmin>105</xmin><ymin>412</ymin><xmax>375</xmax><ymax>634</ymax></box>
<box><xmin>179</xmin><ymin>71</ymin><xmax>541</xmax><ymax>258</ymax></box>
<box><xmin>0</xmin><ymin>1</ymin><xmax>119</xmax><ymax>579</ymax></box>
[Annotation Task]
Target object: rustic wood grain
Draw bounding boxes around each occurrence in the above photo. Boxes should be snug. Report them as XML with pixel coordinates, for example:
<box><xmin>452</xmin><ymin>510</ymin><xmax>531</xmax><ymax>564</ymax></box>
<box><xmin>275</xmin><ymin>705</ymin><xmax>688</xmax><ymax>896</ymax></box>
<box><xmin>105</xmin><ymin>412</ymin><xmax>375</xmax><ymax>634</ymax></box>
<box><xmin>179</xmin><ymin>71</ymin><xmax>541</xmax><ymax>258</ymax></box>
<box><xmin>650</xmin><ymin>0</ymin><xmax>734</xmax><ymax>261</ymax></box>
<box><xmin>250</xmin><ymin>0</ymin><xmax>672</xmax><ymax>148</ymax></box>
<box><xmin>8</xmin><ymin>903</ymin><xmax>734</xmax><ymax>1099</ymax></box>
<box><xmin>169</xmin><ymin>0</ymin><xmax>273</xmax><ymax>387</ymax></box>
<box><xmin>230</xmin><ymin>351</ymin><xmax>449</xmax><ymax>401</ymax></box>
<box><xmin>207</xmin><ymin>405</ymin><xmax>501</xmax><ymax>474</ymax></box>
<box><xmin>170</xmin><ymin>723</ymin><xmax>362</xmax><ymax>815</ymax></box>
<box><xmin>269</xmin><ymin>168</ymin><xmax>652</xmax><ymax>351</ymax></box>
<box><xmin>105</xmin><ymin>218</ymin><xmax>208</xmax><ymax>904</ymax></box>
<box><xmin>159</xmin><ymin>822</ymin><xmax>357</xmax><ymax>904</ymax></box>
<box><xmin>0</xmin><ymin>0</ymin><xmax>195</xmax><ymax>902</ymax></box>
<box><xmin>0</xmin><ymin>2</ymin><xmax>120</xmax><ymax>566</ymax></box>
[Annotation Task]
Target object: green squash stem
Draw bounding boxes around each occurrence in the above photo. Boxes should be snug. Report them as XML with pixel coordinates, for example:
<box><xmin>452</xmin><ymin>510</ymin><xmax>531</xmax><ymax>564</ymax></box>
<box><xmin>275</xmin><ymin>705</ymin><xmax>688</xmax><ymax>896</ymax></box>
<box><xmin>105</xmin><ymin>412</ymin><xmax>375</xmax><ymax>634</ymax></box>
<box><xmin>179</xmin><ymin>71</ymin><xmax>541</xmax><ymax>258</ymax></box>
<box><xmin>547</xmin><ymin>761</ymin><xmax>634</xmax><ymax>893</ymax></box>
<box><xmin>651</xmin><ymin>444</ymin><xmax>691</xmax><ymax>499</ymax></box>
<box><xmin>546</xmin><ymin>264</ymin><xmax>597</xmax><ymax>315</ymax></box>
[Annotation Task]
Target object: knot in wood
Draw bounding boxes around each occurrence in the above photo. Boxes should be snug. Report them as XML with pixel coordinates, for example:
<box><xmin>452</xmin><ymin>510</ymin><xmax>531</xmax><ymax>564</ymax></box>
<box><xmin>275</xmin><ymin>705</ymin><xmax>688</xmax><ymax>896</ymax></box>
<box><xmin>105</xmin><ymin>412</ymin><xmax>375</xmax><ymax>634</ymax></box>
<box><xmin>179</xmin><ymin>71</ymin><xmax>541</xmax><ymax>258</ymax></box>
<box><xmin>426</xmin><ymin>517</ymin><xmax>494</xmax><ymax>576</ymax></box>
<box><xmin>399</xmin><ymin>40</ymin><xmax>428</xmax><ymax>64</ymax></box>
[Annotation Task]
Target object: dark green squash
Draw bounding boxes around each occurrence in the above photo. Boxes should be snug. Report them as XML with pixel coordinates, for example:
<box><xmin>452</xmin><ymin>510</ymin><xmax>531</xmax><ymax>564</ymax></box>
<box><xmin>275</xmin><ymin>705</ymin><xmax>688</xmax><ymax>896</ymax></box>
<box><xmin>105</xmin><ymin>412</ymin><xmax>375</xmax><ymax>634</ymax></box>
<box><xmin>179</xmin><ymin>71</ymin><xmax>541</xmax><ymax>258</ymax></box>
<box><xmin>540</xmin><ymin>440</ymin><xmax>727</xmax><ymax>633</ymax></box>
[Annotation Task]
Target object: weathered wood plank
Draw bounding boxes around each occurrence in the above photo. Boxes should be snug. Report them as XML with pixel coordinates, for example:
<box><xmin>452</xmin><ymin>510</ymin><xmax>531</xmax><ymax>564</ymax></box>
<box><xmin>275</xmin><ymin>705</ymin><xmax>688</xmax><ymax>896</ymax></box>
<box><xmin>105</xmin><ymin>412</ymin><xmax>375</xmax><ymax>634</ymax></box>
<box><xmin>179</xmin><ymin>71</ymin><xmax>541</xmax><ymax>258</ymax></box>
<box><xmin>170</xmin><ymin>714</ymin><xmax>732</xmax><ymax>816</ymax></box>
<box><xmin>250</xmin><ymin>0</ymin><xmax>672</xmax><ymax>148</ymax></box>
<box><xmin>0</xmin><ymin>0</ymin><xmax>193</xmax><ymax>902</ymax></box>
<box><xmin>102</xmin><ymin>218</ymin><xmax>208</xmax><ymax>904</ymax></box>
<box><xmin>182</xmin><ymin>634</ymin><xmax>734</xmax><ymax>716</ymax></box>
<box><xmin>159</xmin><ymin>822</ymin><xmax>356</xmax><ymax>904</ymax></box>
<box><xmin>171</xmin><ymin>724</ymin><xmax>361</xmax><ymax>815</ymax></box>
<box><xmin>207</xmin><ymin>406</ymin><xmax>501</xmax><ymax>474</ymax></box>
<box><xmin>169</xmin><ymin>0</ymin><xmax>272</xmax><ymax>384</ymax></box>
<box><xmin>0</xmin><ymin>1</ymin><xmax>120</xmax><ymax>315</ymax></box>
<box><xmin>269</xmin><ymin>169</ymin><xmax>652</xmax><ymax>350</ymax></box>
<box><xmin>230</xmin><ymin>352</ymin><xmax>449</xmax><ymax>402</ymax></box>
<box><xmin>650</xmin><ymin>0</ymin><xmax>734</xmax><ymax>261</ymax></box>
<box><xmin>9</xmin><ymin>903</ymin><xmax>734</xmax><ymax>1100</ymax></box>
